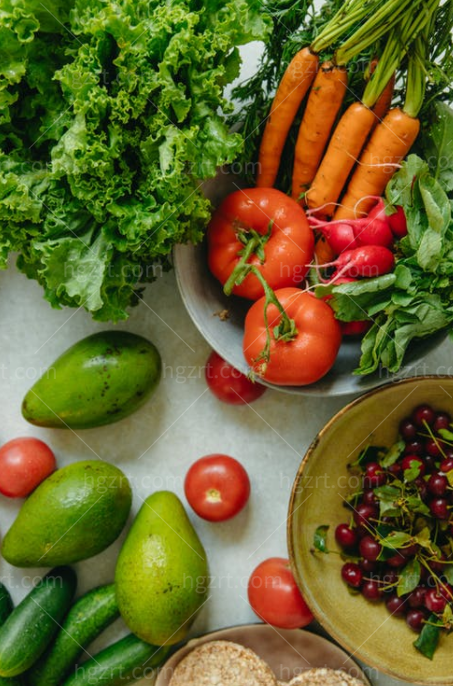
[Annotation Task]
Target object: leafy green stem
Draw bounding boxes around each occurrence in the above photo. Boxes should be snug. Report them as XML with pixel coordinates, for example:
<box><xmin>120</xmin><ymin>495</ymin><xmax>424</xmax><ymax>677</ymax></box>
<box><xmin>335</xmin><ymin>0</ymin><xmax>419</xmax><ymax>66</ymax></box>
<box><xmin>250</xmin><ymin>266</ymin><xmax>298</xmax><ymax>370</ymax></box>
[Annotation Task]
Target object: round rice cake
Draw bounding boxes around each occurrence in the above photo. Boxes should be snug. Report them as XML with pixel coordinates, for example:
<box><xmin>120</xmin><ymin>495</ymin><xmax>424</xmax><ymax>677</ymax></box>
<box><xmin>168</xmin><ymin>640</ymin><xmax>278</xmax><ymax>686</ymax></box>
<box><xmin>289</xmin><ymin>668</ymin><xmax>366</xmax><ymax>686</ymax></box>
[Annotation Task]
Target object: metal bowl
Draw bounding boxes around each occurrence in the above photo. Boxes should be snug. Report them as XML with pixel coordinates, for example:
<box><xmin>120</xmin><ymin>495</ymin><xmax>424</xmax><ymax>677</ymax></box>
<box><xmin>174</xmin><ymin>173</ymin><xmax>446</xmax><ymax>397</ymax></box>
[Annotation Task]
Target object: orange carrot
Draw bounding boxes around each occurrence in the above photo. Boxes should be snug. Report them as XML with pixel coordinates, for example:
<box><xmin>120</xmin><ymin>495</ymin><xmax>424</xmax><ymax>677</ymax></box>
<box><xmin>334</xmin><ymin>108</ymin><xmax>420</xmax><ymax>220</ymax></box>
<box><xmin>367</xmin><ymin>57</ymin><xmax>379</xmax><ymax>78</ymax></box>
<box><xmin>371</xmin><ymin>72</ymin><xmax>396</xmax><ymax>127</ymax></box>
<box><xmin>306</xmin><ymin>102</ymin><xmax>376</xmax><ymax>217</ymax></box>
<box><xmin>256</xmin><ymin>47</ymin><xmax>319</xmax><ymax>188</ymax></box>
<box><xmin>291</xmin><ymin>62</ymin><xmax>348</xmax><ymax>201</ymax></box>
<box><xmin>314</xmin><ymin>234</ymin><xmax>336</xmax><ymax>264</ymax></box>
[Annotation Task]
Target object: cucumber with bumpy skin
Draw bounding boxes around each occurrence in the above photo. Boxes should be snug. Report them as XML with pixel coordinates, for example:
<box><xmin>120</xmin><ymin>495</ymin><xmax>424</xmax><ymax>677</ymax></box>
<box><xmin>28</xmin><ymin>584</ymin><xmax>119</xmax><ymax>686</ymax></box>
<box><xmin>62</xmin><ymin>633</ymin><xmax>172</xmax><ymax>686</ymax></box>
<box><xmin>0</xmin><ymin>567</ymin><xmax>77</xmax><ymax>677</ymax></box>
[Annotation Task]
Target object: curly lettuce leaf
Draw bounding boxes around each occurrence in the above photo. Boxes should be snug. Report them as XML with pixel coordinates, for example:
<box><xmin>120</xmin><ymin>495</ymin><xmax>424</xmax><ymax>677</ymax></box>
<box><xmin>0</xmin><ymin>0</ymin><xmax>271</xmax><ymax>320</ymax></box>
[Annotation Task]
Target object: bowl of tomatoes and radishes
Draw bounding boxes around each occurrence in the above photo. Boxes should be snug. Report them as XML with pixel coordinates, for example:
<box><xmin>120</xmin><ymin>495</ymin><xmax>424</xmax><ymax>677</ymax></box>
<box><xmin>288</xmin><ymin>375</ymin><xmax>453</xmax><ymax>684</ymax></box>
<box><xmin>174</xmin><ymin>173</ymin><xmax>445</xmax><ymax>396</ymax></box>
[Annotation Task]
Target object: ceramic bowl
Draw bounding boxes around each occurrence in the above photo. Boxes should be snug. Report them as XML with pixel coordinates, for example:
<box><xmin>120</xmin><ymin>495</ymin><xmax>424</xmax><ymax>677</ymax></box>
<box><xmin>155</xmin><ymin>623</ymin><xmax>371</xmax><ymax>685</ymax></box>
<box><xmin>174</xmin><ymin>174</ymin><xmax>446</xmax><ymax>397</ymax></box>
<box><xmin>288</xmin><ymin>375</ymin><xmax>453</xmax><ymax>684</ymax></box>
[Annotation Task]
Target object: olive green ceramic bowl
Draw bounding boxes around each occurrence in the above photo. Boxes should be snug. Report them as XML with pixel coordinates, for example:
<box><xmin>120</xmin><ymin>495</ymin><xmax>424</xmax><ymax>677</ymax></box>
<box><xmin>288</xmin><ymin>376</ymin><xmax>453</xmax><ymax>685</ymax></box>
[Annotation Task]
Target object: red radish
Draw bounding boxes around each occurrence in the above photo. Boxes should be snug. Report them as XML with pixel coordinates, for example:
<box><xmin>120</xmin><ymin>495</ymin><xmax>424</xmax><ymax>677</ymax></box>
<box><xmin>341</xmin><ymin>320</ymin><xmax>372</xmax><ymax>336</ymax></box>
<box><xmin>320</xmin><ymin>245</ymin><xmax>395</xmax><ymax>280</ymax></box>
<box><xmin>310</xmin><ymin>209</ymin><xmax>393</xmax><ymax>254</ymax></box>
<box><xmin>387</xmin><ymin>205</ymin><xmax>407</xmax><ymax>238</ymax></box>
<box><xmin>366</xmin><ymin>197</ymin><xmax>407</xmax><ymax>239</ymax></box>
<box><xmin>310</xmin><ymin>220</ymin><xmax>359</xmax><ymax>255</ymax></box>
<box><xmin>354</xmin><ymin>216</ymin><xmax>393</xmax><ymax>248</ymax></box>
<box><xmin>367</xmin><ymin>197</ymin><xmax>387</xmax><ymax>221</ymax></box>
<box><xmin>344</xmin><ymin>197</ymin><xmax>394</xmax><ymax>248</ymax></box>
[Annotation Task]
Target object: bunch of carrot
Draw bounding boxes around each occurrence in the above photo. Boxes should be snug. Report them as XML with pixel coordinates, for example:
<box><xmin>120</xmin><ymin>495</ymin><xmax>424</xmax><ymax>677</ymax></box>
<box><xmin>256</xmin><ymin>0</ymin><xmax>443</xmax><ymax>245</ymax></box>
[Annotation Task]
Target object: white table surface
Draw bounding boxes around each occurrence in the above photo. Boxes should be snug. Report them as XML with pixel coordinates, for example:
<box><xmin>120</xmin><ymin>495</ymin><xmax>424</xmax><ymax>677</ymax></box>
<box><xmin>0</xmin><ymin>37</ymin><xmax>450</xmax><ymax>686</ymax></box>
<box><xmin>1</xmin><ymin>261</ymin><xmax>452</xmax><ymax>686</ymax></box>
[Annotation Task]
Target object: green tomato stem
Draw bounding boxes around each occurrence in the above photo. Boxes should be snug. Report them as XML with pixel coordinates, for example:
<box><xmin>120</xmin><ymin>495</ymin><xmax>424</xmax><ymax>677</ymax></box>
<box><xmin>223</xmin><ymin>235</ymin><xmax>260</xmax><ymax>296</ymax></box>
<box><xmin>222</xmin><ymin>225</ymin><xmax>298</xmax><ymax>372</ymax></box>
<box><xmin>223</xmin><ymin>221</ymin><xmax>274</xmax><ymax>296</ymax></box>
<box><xmin>249</xmin><ymin>266</ymin><xmax>298</xmax><ymax>371</ymax></box>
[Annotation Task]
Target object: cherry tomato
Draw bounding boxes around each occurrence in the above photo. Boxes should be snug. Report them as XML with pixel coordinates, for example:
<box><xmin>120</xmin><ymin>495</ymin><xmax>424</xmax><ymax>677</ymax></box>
<box><xmin>0</xmin><ymin>437</ymin><xmax>56</xmax><ymax>498</ymax></box>
<box><xmin>208</xmin><ymin>188</ymin><xmax>314</xmax><ymax>300</ymax></box>
<box><xmin>248</xmin><ymin>557</ymin><xmax>314</xmax><ymax>629</ymax></box>
<box><xmin>205</xmin><ymin>351</ymin><xmax>266</xmax><ymax>404</ymax></box>
<box><xmin>185</xmin><ymin>454</ymin><xmax>250</xmax><ymax>522</ymax></box>
<box><xmin>243</xmin><ymin>288</ymin><xmax>342</xmax><ymax>386</ymax></box>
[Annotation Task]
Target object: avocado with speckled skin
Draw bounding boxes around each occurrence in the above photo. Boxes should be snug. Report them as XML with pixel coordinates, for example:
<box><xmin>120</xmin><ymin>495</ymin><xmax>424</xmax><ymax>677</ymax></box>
<box><xmin>2</xmin><ymin>461</ymin><xmax>132</xmax><ymax>567</ymax></box>
<box><xmin>115</xmin><ymin>491</ymin><xmax>209</xmax><ymax>646</ymax></box>
<box><xmin>22</xmin><ymin>331</ymin><xmax>161</xmax><ymax>429</ymax></box>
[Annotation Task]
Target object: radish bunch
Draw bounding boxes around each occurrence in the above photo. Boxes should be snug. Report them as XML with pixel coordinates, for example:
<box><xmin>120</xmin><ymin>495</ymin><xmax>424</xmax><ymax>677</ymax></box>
<box><xmin>310</xmin><ymin>198</ymin><xmax>407</xmax><ymax>255</ymax></box>
<box><xmin>312</xmin><ymin>199</ymin><xmax>406</xmax><ymax>336</ymax></box>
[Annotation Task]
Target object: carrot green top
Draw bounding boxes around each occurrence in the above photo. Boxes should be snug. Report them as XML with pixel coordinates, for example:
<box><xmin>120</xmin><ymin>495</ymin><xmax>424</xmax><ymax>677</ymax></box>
<box><xmin>361</xmin><ymin>0</ymin><xmax>441</xmax><ymax>110</ymax></box>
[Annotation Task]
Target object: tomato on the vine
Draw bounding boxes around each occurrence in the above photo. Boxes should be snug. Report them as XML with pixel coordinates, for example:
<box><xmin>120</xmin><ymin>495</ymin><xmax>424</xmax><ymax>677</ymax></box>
<box><xmin>0</xmin><ymin>437</ymin><xmax>56</xmax><ymax>498</ymax></box>
<box><xmin>248</xmin><ymin>557</ymin><xmax>313</xmax><ymax>629</ymax></box>
<box><xmin>208</xmin><ymin>188</ymin><xmax>314</xmax><ymax>300</ymax></box>
<box><xmin>205</xmin><ymin>351</ymin><xmax>266</xmax><ymax>405</ymax></box>
<box><xmin>185</xmin><ymin>454</ymin><xmax>250</xmax><ymax>522</ymax></box>
<box><xmin>243</xmin><ymin>288</ymin><xmax>342</xmax><ymax>386</ymax></box>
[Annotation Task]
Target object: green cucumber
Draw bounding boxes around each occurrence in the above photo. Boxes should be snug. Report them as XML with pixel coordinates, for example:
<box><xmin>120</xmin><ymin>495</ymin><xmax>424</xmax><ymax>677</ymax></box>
<box><xmin>0</xmin><ymin>585</ymin><xmax>23</xmax><ymax>686</ymax></box>
<box><xmin>0</xmin><ymin>585</ymin><xmax>13</xmax><ymax>626</ymax></box>
<box><xmin>28</xmin><ymin>584</ymin><xmax>119</xmax><ymax>686</ymax></box>
<box><xmin>0</xmin><ymin>567</ymin><xmax>77</xmax><ymax>677</ymax></box>
<box><xmin>62</xmin><ymin>633</ymin><xmax>172</xmax><ymax>686</ymax></box>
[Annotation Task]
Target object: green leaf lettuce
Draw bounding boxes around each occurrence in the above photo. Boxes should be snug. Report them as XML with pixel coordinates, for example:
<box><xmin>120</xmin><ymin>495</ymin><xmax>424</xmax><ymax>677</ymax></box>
<box><xmin>0</xmin><ymin>0</ymin><xmax>271</xmax><ymax>320</ymax></box>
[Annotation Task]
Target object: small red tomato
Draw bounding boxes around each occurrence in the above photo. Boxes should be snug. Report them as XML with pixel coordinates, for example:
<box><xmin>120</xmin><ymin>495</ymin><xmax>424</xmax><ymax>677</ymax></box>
<box><xmin>205</xmin><ymin>351</ymin><xmax>266</xmax><ymax>405</ymax></box>
<box><xmin>0</xmin><ymin>437</ymin><xmax>56</xmax><ymax>498</ymax></box>
<box><xmin>185</xmin><ymin>454</ymin><xmax>250</xmax><ymax>522</ymax></box>
<box><xmin>248</xmin><ymin>557</ymin><xmax>313</xmax><ymax>629</ymax></box>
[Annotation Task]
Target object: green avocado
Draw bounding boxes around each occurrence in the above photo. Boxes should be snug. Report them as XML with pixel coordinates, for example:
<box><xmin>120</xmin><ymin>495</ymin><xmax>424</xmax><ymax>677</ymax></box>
<box><xmin>22</xmin><ymin>331</ymin><xmax>161</xmax><ymax>429</ymax></box>
<box><xmin>2</xmin><ymin>461</ymin><xmax>132</xmax><ymax>568</ymax></box>
<box><xmin>115</xmin><ymin>491</ymin><xmax>209</xmax><ymax>646</ymax></box>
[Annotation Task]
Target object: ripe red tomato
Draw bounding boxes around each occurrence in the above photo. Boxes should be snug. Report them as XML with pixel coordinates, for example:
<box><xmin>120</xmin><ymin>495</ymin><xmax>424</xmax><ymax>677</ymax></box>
<box><xmin>0</xmin><ymin>437</ymin><xmax>56</xmax><ymax>498</ymax></box>
<box><xmin>248</xmin><ymin>557</ymin><xmax>314</xmax><ymax>629</ymax></box>
<box><xmin>205</xmin><ymin>351</ymin><xmax>266</xmax><ymax>405</ymax></box>
<box><xmin>185</xmin><ymin>454</ymin><xmax>250</xmax><ymax>522</ymax></box>
<box><xmin>208</xmin><ymin>188</ymin><xmax>314</xmax><ymax>300</ymax></box>
<box><xmin>243</xmin><ymin>288</ymin><xmax>342</xmax><ymax>386</ymax></box>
